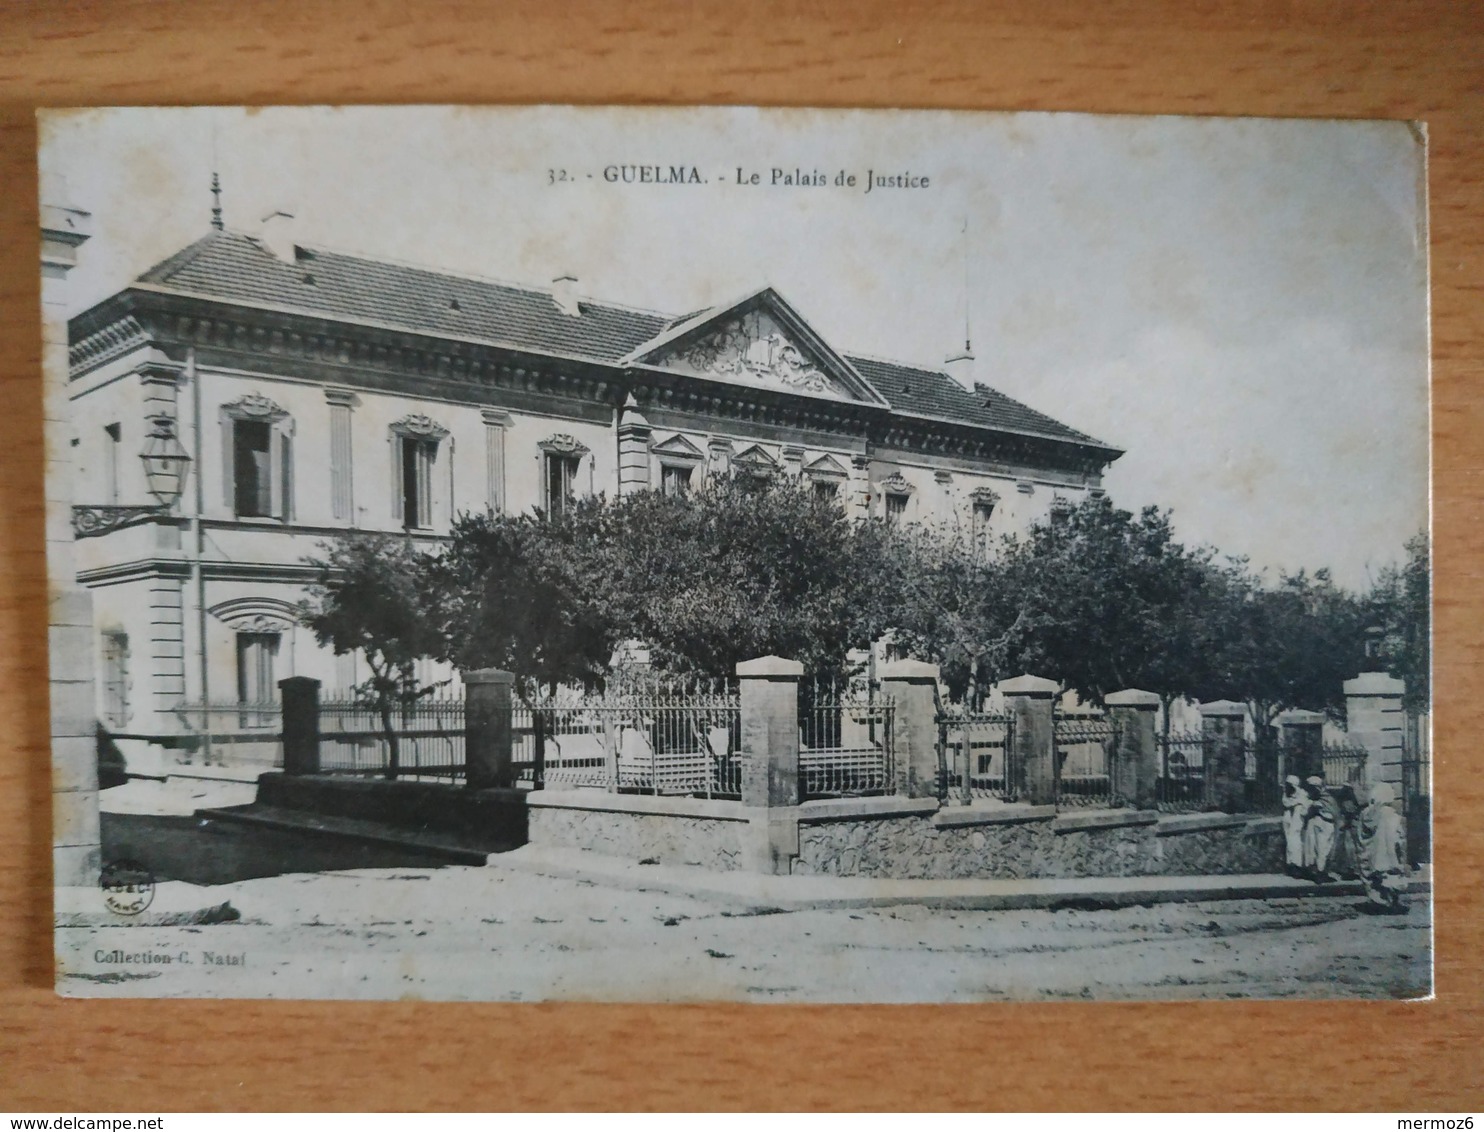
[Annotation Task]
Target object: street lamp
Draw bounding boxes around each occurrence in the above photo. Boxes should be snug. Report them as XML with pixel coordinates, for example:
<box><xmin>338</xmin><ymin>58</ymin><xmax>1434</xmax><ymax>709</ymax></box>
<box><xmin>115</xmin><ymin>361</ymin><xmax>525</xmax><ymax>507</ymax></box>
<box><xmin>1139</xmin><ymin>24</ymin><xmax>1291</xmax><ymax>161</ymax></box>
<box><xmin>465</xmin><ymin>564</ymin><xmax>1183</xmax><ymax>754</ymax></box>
<box><xmin>72</xmin><ymin>413</ymin><xmax>193</xmax><ymax>539</ymax></box>
<box><xmin>139</xmin><ymin>414</ymin><xmax>191</xmax><ymax>508</ymax></box>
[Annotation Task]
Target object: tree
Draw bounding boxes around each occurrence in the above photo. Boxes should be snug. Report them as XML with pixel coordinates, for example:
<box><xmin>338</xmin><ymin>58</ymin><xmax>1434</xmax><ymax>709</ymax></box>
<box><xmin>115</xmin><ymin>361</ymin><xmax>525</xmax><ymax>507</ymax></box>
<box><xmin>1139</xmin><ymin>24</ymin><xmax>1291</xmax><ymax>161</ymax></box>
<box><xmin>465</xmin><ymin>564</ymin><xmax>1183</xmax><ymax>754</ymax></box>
<box><xmin>427</xmin><ymin>502</ymin><xmax>621</xmax><ymax>699</ymax></box>
<box><xmin>1217</xmin><ymin>567</ymin><xmax>1369</xmax><ymax>728</ymax></box>
<box><xmin>874</xmin><ymin>519</ymin><xmax>1019</xmax><ymax>704</ymax></box>
<box><xmin>298</xmin><ymin>534</ymin><xmax>445</xmax><ymax>778</ymax></box>
<box><xmin>1367</xmin><ymin>531</ymin><xmax>1430</xmax><ymax>713</ymax></box>
<box><xmin>592</xmin><ymin>476</ymin><xmax>891</xmax><ymax>680</ymax></box>
<box><xmin>994</xmin><ymin>498</ymin><xmax>1231</xmax><ymax>707</ymax></box>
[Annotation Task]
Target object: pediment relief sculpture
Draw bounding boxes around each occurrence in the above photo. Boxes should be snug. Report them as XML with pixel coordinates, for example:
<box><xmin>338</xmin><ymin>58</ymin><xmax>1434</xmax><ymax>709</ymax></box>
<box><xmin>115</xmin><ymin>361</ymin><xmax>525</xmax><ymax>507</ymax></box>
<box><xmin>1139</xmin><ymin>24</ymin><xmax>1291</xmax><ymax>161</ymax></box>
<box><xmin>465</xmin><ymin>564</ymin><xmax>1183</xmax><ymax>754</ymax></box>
<box><xmin>657</xmin><ymin>309</ymin><xmax>848</xmax><ymax>399</ymax></box>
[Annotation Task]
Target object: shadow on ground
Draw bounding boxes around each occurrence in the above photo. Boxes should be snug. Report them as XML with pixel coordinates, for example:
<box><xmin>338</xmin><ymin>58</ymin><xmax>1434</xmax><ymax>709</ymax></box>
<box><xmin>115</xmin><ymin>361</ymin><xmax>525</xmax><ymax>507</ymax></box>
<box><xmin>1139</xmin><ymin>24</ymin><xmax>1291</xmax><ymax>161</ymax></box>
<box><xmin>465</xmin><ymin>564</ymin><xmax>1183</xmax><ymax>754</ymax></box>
<box><xmin>102</xmin><ymin>812</ymin><xmax>453</xmax><ymax>886</ymax></box>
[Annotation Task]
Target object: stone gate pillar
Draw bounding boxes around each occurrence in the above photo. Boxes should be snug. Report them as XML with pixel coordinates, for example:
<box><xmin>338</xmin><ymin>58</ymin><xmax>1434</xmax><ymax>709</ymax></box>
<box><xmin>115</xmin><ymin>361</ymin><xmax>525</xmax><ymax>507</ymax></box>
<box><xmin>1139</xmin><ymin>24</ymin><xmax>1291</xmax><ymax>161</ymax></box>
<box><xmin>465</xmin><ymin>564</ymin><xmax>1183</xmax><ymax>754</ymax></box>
<box><xmin>737</xmin><ymin>655</ymin><xmax>802</xmax><ymax>874</ymax></box>
<box><xmin>280</xmin><ymin>677</ymin><xmax>321</xmax><ymax>776</ymax></box>
<box><xmin>880</xmin><ymin>658</ymin><xmax>941</xmax><ymax>799</ymax></box>
<box><xmin>1344</xmin><ymin>672</ymin><xmax>1406</xmax><ymax>788</ymax></box>
<box><xmin>1199</xmin><ymin>700</ymin><xmax>1248</xmax><ymax>812</ymax></box>
<box><xmin>464</xmin><ymin>668</ymin><xmax>515</xmax><ymax>789</ymax></box>
<box><xmin>1105</xmin><ymin>689</ymin><xmax>1159</xmax><ymax>810</ymax></box>
<box><xmin>1000</xmin><ymin>674</ymin><xmax>1059</xmax><ymax>806</ymax></box>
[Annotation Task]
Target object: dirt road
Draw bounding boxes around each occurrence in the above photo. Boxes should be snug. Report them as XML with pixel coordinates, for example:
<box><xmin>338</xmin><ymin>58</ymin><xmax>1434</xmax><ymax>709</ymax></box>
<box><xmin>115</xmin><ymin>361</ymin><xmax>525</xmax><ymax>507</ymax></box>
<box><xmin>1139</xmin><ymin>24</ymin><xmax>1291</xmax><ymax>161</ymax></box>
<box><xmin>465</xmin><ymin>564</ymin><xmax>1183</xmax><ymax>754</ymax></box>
<box><xmin>58</xmin><ymin>855</ymin><xmax>1431</xmax><ymax>1002</ymax></box>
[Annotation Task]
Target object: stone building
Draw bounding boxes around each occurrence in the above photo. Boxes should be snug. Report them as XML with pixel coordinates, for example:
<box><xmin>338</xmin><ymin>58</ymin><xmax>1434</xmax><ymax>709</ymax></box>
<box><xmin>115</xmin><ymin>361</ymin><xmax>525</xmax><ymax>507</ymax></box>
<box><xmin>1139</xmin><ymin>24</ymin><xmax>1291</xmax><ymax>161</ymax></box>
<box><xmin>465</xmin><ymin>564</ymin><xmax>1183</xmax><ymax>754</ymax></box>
<box><xmin>65</xmin><ymin>221</ymin><xmax>1122</xmax><ymax>774</ymax></box>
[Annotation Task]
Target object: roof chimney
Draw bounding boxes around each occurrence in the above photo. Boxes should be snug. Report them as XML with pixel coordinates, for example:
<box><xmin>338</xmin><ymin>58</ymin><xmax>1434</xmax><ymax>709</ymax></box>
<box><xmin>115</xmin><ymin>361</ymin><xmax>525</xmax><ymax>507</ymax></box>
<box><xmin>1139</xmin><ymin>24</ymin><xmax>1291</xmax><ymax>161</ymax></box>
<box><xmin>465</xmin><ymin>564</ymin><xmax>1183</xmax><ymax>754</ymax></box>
<box><xmin>551</xmin><ymin>274</ymin><xmax>582</xmax><ymax>318</ymax></box>
<box><xmin>260</xmin><ymin>210</ymin><xmax>297</xmax><ymax>264</ymax></box>
<box><xmin>944</xmin><ymin>339</ymin><xmax>975</xmax><ymax>390</ymax></box>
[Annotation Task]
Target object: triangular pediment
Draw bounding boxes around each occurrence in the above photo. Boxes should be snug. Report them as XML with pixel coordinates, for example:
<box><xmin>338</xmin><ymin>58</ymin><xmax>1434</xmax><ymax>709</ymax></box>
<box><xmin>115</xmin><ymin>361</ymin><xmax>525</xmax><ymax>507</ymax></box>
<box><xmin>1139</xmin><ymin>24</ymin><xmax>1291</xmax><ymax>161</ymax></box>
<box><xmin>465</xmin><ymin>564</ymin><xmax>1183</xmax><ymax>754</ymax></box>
<box><xmin>733</xmin><ymin>443</ymin><xmax>778</xmax><ymax>469</ymax></box>
<box><xmin>651</xmin><ymin>433</ymin><xmax>705</xmax><ymax>460</ymax></box>
<box><xmin>804</xmin><ymin>453</ymin><xmax>848</xmax><ymax>479</ymax></box>
<box><xmin>623</xmin><ymin>288</ymin><xmax>889</xmax><ymax>406</ymax></box>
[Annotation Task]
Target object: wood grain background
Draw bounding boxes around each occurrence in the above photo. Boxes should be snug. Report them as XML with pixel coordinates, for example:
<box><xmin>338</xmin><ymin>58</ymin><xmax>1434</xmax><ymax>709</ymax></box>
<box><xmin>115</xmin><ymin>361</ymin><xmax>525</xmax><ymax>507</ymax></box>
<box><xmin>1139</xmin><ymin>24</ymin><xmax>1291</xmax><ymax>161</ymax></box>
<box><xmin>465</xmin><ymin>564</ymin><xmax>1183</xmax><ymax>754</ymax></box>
<box><xmin>1</xmin><ymin>1</ymin><xmax>1480</xmax><ymax>1111</ymax></box>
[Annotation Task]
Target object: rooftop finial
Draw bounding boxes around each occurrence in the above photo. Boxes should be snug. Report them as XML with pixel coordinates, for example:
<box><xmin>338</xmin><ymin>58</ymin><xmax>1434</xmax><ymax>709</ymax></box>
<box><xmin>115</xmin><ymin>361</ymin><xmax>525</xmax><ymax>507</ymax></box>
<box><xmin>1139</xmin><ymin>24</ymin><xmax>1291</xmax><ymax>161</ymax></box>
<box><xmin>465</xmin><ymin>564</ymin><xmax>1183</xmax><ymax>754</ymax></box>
<box><xmin>961</xmin><ymin>213</ymin><xmax>972</xmax><ymax>355</ymax></box>
<box><xmin>944</xmin><ymin>215</ymin><xmax>975</xmax><ymax>389</ymax></box>
<box><xmin>210</xmin><ymin>171</ymin><xmax>223</xmax><ymax>231</ymax></box>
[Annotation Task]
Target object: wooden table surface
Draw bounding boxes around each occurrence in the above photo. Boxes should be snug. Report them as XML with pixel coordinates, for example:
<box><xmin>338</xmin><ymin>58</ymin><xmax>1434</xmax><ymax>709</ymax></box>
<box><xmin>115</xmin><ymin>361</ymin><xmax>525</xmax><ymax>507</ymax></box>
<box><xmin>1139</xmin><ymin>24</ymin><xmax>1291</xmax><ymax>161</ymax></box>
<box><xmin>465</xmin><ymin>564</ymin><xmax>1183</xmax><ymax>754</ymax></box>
<box><xmin>1</xmin><ymin>1</ymin><xmax>1480</xmax><ymax>1112</ymax></box>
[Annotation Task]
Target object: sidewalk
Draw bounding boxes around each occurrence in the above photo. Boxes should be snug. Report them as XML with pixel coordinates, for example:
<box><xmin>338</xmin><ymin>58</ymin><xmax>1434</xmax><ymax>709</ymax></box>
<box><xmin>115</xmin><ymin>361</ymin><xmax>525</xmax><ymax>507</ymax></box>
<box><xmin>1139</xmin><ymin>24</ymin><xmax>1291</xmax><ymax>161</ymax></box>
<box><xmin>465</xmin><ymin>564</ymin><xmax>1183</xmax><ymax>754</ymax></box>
<box><xmin>487</xmin><ymin>843</ymin><xmax>1433</xmax><ymax>913</ymax></box>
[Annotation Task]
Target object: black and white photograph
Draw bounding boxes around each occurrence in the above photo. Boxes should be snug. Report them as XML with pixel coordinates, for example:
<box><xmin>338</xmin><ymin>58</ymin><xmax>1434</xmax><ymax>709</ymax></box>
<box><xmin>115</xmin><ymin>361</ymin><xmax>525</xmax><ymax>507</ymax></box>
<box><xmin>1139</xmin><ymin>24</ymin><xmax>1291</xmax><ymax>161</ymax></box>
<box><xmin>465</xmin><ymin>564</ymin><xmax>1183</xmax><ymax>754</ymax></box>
<box><xmin>41</xmin><ymin>104</ymin><xmax>1431</xmax><ymax>1002</ymax></box>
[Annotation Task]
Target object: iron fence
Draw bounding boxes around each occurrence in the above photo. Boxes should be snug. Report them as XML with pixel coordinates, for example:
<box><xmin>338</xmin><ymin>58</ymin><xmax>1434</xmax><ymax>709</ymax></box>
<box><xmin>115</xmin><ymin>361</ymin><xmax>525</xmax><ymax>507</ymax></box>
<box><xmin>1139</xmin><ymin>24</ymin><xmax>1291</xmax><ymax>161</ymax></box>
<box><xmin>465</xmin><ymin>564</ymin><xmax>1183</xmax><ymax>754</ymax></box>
<box><xmin>1319</xmin><ymin>741</ymin><xmax>1369</xmax><ymax>790</ymax></box>
<box><xmin>1402</xmin><ymin>710</ymin><xmax>1430</xmax><ymax>864</ymax></box>
<box><xmin>799</xmin><ymin>680</ymin><xmax>895</xmax><ymax>799</ymax></box>
<box><xmin>936</xmin><ymin>707</ymin><xmax>1018</xmax><ymax>802</ymax></box>
<box><xmin>1054</xmin><ymin>712</ymin><xmax>1121</xmax><ymax>807</ymax></box>
<box><xmin>318</xmin><ymin>692</ymin><xmax>466</xmax><ymax>781</ymax></box>
<box><xmin>517</xmin><ymin>685</ymin><xmax>742</xmax><ymax>797</ymax></box>
<box><xmin>1156</xmin><ymin>730</ymin><xmax>1209</xmax><ymax>812</ymax></box>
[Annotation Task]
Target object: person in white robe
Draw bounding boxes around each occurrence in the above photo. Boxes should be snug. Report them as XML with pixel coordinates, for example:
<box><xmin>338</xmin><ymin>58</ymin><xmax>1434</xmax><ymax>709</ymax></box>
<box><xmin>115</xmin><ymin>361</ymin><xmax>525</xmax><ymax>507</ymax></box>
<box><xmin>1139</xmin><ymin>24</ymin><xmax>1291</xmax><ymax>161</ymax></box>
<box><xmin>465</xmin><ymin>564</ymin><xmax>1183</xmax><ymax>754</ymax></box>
<box><xmin>1359</xmin><ymin>781</ymin><xmax>1409</xmax><ymax>910</ymax></box>
<box><xmin>1281</xmin><ymin>775</ymin><xmax>1306</xmax><ymax>877</ymax></box>
<box><xmin>1302</xmin><ymin>775</ymin><xmax>1337</xmax><ymax>881</ymax></box>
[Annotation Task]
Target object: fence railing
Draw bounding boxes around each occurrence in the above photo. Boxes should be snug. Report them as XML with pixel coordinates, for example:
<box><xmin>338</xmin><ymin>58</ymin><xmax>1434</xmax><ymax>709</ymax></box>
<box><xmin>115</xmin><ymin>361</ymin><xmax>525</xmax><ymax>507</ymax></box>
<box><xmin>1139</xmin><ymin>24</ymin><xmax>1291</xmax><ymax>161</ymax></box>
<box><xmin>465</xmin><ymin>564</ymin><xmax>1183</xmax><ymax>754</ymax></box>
<box><xmin>1156</xmin><ymin>731</ymin><xmax>1344</xmax><ymax>814</ymax></box>
<box><xmin>514</xmin><ymin>688</ymin><xmax>742</xmax><ymax>797</ymax></box>
<box><xmin>937</xmin><ymin>708</ymin><xmax>1018</xmax><ymax>802</ymax></box>
<box><xmin>799</xmin><ymin>682</ymin><xmax>895</xmax><ymax>799</ymax></box>
<box><xmin>1053</xmin><ymin>712</ymin><xmax>1120</xmax><ymax>808</ymax></box>
<box><xmin>1155</xmin><ymin>729</ymin><xmax>1208</xmax><ymax>812</ymax></box>
<box><xmin>1318</xmin><ymin>741</ymin><xmax>1369</xmax><ymax>790</ymax></box>
<box><xmin>318</xmin><ymin>692</ymin><xmax>467</xmax><ymax>781</ymax></box>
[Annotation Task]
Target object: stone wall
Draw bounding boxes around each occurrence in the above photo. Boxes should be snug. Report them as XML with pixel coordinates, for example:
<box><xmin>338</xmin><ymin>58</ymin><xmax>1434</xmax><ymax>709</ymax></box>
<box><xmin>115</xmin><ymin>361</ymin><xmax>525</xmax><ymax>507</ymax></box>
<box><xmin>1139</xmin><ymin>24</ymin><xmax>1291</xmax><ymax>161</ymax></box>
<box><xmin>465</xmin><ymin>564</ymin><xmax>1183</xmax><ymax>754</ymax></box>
<box><xmin>794</xmin><ymin>807</ymin><xmax>1283</xmax><ymax>879</ymax></box>
<box><xmin>527</xmin><ymin>793</ymin><xmax>747</xmax><ymax>872</ymax></box>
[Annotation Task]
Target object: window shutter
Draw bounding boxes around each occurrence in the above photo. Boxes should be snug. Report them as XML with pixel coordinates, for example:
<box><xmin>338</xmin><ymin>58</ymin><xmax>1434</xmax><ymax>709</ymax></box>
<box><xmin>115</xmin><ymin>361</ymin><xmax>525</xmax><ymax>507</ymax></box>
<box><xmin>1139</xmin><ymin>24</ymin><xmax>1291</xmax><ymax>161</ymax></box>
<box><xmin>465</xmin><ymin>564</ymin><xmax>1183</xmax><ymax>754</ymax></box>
<box><xmin>280</xmin><ymin>430</ymin><xmax>294</xmax><ymax>523</ymax></box>
<box><xmin>416</xmin><ymin>440</ymin><xmax>434</xmax><ymax>528</ymax></box>
<box><xmin>222</xmin><ymin>417</ymin><xmax>235</xmax><ymax>511</ymax></box>
<box><xmin>391</xmin><ymin>436</ymin><xmax>404</xmax><ymax>524</ymax></box>
<box><xmin>268</xmin><ymin>427</ymin><xmax>283</xmax><ymax>519</ymax></box>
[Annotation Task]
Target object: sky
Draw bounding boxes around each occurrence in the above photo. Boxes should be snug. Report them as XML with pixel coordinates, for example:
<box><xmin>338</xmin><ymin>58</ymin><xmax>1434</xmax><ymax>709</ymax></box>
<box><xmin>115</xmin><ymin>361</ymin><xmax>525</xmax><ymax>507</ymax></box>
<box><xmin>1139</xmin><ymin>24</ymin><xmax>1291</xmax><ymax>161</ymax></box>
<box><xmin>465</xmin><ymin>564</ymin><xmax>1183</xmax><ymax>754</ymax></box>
<box><xmin>39</xmin><ymin>105</ymin><xmax>1430</xmax><ymax>590</ymax></box>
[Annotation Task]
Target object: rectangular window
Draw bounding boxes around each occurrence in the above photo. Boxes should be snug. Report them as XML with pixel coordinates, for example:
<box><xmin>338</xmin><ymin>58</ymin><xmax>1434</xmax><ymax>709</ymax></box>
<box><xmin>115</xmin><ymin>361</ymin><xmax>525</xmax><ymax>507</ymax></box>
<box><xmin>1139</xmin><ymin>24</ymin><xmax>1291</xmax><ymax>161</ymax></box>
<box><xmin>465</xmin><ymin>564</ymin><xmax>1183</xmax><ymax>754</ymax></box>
<box><xmin>545</xmin><ymin>452</ymin><xmax>581</xmax><ymax>517</ymax></box>
<box><xmin>101</xmin><ymin>631</ymin><xmax>129</xmax><ymax>729</ymax></box>
<box><xmin>236</xmin><ymin>631</ymin><xmax>280</xmax><ymax>728</ymax></box>
<box><xmin>813</xmin><ymin>479</ymin><xmax>839</xmax><ymax>502</ymax></box>
<box><xmin>104</xmin><ymin>423</ymin><xmax>121</xmax><ymax>505</ymax></box>
<box><xmin>400</xmin><ymin>437</ymin><xmax>436</xmax><ymax>529</ymax></box>
<box><xmin>661</xmin><ymin>464</ymin><xmax>692</xmax><ymax>497</ymax></box>
<box><xmin>885</xmin><ymin>493</ymin><xmax>909</xmax><ymax>522</ymax></box>
<box><xmin>233</xmin><ymin>419</ymin><xmax>273</xmax><ymax>518</ymax></box>
<box><xmin>973</xmin><ymin>501</ymin><xmax>995</xmax><ymax>550</ymax></box>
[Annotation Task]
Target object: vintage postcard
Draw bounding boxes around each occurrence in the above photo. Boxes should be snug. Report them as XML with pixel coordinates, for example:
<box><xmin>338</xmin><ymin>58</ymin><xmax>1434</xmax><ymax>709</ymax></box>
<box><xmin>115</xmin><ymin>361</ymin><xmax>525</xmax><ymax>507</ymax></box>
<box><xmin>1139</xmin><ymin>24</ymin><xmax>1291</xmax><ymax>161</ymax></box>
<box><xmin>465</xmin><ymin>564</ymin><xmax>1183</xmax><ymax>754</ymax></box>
<box><xmin>41</xmin><ymin>105</ymin><xmax>1430</xmax><ymax>1001</ymax></box>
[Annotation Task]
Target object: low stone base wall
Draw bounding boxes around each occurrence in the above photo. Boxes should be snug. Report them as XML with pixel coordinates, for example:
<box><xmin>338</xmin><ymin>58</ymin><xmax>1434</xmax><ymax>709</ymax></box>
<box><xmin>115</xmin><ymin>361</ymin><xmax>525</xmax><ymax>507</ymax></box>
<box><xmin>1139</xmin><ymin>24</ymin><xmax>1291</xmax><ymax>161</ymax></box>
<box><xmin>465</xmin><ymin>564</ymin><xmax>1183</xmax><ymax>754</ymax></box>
<box><xmin>527</xmin><ymin>791</ymin><xmax>748</xmax><ymax>872</ymax></box>
<box><xmin>796</xmin><ymin>802</ymin><xmax>1283</xmax><ymax>879</ymax></box>
<box><xmin>525</xmin><ymin>792</ymin><xmax>1284</xmax><ymax>879</ymax></box>
<box><xmin>255</xmin><ymin>773</ymin><xmax>529</xmax><ymax>847</ymax></box>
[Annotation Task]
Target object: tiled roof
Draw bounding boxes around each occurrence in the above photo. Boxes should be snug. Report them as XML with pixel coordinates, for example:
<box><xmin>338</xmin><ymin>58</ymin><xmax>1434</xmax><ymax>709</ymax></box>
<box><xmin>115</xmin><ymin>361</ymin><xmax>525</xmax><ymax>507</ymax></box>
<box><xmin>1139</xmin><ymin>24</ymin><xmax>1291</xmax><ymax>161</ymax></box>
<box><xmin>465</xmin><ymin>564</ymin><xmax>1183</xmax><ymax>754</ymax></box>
<box><xmin>136</xmin><ymin>230</ymin><xmax>669</xmax><ymax>363</ymax></box>
<box><xmin>130</xmin><ymin>230</ymin><xmax>1115</xmax><ymax>453</ymax></box>
<box><xmin>847</xmin><ymin>355</ymin><xmax>1111</xmax><ymax>450</ymax></box>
